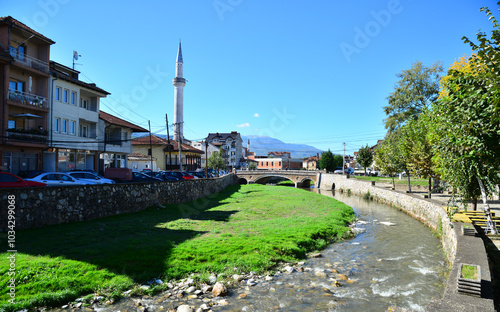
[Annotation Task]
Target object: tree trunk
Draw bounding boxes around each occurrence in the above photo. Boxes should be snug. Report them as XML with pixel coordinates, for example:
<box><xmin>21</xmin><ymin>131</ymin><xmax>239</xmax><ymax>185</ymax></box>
<box><xmin>477</xmin><ymin>178</ymin><xmax>497</xmax><ymax>235</ymax></box>
<box><xmin>364</xmin><ymin>168</ymin><xmax>367</xmax><ymax>176</ymax></box>
<box><xmin>473</xmin><ymin>198</ymin><xmax>477</xmax><ymax>211</ymax></box>
<box><xmin>407</xmin><ymin>171</ymin><xmax>412</xmax><ymax>193</ymax></box>
<box><xmin>428</xmin><ymin>177</ymin><xmax>432</xmax><ymax>198</ymax></box>
<box><xmin>392</xmin><ymin>176</ymin><xmax>395</xmax><ymax>189</ymax></box>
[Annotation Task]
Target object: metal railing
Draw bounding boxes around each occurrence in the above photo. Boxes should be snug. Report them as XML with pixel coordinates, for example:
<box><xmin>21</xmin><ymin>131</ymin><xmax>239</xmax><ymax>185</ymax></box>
<box><xmin>6</xmin><ymin>130</ymin><xmax>47</xmax><ymax>144</ymax></box>
<box><xmin>8</xmin><ymin>90</ymin><xmax>48</xmax><ymax>108</ymax></box>
<box><xmin>10</xmin><ymin>51</ymin><xmax>49</xmax><ymax>73</ymax></box>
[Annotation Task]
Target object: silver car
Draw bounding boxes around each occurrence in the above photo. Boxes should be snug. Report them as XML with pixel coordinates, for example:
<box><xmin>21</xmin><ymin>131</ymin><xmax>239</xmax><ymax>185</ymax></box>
<box><xmin>26</xmin><ymin>172</ymin><xmax>95</xmax><ymax>186</ymax></box>
<box><xmin>68</xmin><ymin>172</ymin><xmax>115</xmax><ymax>184</ymax></box>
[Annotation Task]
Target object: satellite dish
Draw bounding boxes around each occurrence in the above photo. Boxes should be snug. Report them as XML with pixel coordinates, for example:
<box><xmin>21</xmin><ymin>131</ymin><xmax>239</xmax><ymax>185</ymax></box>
<box><xmin>73</xmin><ymin>51</ymin><xmax>79</xmax><ymax>60</ymax></box>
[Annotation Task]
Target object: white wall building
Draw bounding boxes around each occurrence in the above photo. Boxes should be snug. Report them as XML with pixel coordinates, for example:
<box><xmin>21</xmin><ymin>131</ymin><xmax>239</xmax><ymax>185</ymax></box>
<box><xmin>206</xmin><ymin>132</ymin><xmax>243</xmax><ymax>170</ymax></box>
<box><xmin>44</xmin><ymin>61</ymin><xmax>110</xmax><ymax>172</ymax></box>
<box><xmin>191</xmin><ymin>141</ymin><xmax>219</xmax><ymax>168</ymax></box>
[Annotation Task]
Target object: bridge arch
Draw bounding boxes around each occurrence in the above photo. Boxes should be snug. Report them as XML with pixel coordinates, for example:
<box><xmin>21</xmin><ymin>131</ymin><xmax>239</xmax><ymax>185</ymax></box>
<box><xmin>254</xmin><ymin>175</ymin><xmax>293</xmax><ymax>185</ymax></box>
<box><xmin>236</xmin><ymin>170</ymin><xmax>318</xmax><ymax>188</ymax></box>
<box><xmin>238</xmin><ymin>177</ymin><xmax>248</xmax><ymax>185</ymax></box>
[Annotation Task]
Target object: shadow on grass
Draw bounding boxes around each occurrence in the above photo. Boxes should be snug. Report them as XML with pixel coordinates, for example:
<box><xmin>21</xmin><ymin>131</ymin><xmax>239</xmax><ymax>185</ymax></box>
<box><xmin>15</xmin><ymin>185</ymin><xmax>243</xmax><ymax>284</ymax></box>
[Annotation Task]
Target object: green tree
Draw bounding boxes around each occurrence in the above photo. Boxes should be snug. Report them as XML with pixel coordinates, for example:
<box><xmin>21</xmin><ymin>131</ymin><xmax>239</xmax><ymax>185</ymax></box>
<box><xmin>432</xmin><ymin>3</ymin><xmax>500</xmax><ymax>233</ymax></box>
<box><xmin>375</xmin><ymin>136</ymin><xmax>400</xmax><ymax>189</ymax></box>
<box><xmin>357</xmin><ymin>145</ymin><xmax>373</xmax><ymax>176</ymax></box>
<box><xmin>333</xmin><ymin>154</ymin><xmax>344</xmax><ymax>170</ymax></box>
<box><xmin>383</xmin><ymin>61</ymin><xmax>443</xmax><ymax>132</ymax></box>
<box><xmin>248</xmin><ymin>162</ymin><xmax>257</xmax><ymax>170</ymax></box>
<box><xmin>319</xmin><ymin>149</ymin><xmax>335</xmax><ymax>172</ymax></box>
<box><xmin>399</xmin><ymin>112</ymin><xmax>438</xmax><ymax>198</ymax></box>
<box><xmin>208</xmin><ymin>148</ymin><xmax>225</xmax><ymax>173</ymax></box>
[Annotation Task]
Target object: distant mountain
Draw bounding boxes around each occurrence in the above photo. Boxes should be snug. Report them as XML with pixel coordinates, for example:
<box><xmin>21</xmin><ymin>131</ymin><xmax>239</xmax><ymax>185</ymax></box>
<box><xmin>132</xmin><ymin>133</ymin><xmax>322</xmax><ymax>159</ymax></box>
<box><xmin>242</xmin><ymin>135</ymin><xmax>322</xmax><ymax>159</ymax></box>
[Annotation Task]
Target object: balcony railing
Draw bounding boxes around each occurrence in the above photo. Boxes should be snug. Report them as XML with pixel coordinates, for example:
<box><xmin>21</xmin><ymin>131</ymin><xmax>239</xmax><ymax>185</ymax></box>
<box><xmin>8</xmin><ymin>90</ymin><xmax>48</xmax><ymax>109</ymax></box>
<box><xmin>6</xmin><ymin>129</ymin><xmax>48</xmax><ymax>144</ymax></box>
<box><xmin>10</xmin><ymin>51</ymin><xmax>49</xmax><ymax>73</ymax></box>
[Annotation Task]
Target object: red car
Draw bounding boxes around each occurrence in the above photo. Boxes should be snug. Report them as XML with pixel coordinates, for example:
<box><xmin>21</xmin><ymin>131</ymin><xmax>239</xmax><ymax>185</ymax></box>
<box><xmin>0</xmin><ymin>172</ymin><xmax>46</xmax><ymax>188</ymax></box>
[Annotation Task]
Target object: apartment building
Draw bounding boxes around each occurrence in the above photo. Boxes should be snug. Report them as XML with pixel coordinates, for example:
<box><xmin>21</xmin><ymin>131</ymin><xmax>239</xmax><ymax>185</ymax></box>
<box><xmin>0</xmin><ymin>16</ymin><xmax>54</xmax><ymax>174</ymax></box>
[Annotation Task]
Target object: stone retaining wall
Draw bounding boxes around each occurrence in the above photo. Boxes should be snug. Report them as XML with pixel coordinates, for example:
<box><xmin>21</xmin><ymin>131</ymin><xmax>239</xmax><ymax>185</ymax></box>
<box><xmin>0</xmin><ymin>174</ymin><xmax>237</xmax><ymax>231</ymax></box>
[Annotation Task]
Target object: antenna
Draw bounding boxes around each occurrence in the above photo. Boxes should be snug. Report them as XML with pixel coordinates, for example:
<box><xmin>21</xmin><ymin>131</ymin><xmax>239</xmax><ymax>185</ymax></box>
<box><xmin>73</xmin><ymin>50</ymin><xmax>82</xmax><ymax>69</ymax></box>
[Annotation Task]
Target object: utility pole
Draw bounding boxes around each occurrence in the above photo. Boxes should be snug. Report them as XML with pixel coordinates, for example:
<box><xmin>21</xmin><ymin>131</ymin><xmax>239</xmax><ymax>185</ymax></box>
<box><xmin>148</xmin><ymin>120</ymin><xmax>153</xmax><ymax>181</ymax></box>
<box><xmin>166</xmin><ymin>114</ymin><xmax>172</xmax><ymax>171</ymax></box>
<box><xmin>343</xmin><ymin>142</ymin><xmax>346</xmax><ymax>175</ymax></box>
<box><xmin>205</xmin><ymin>139</ymin><xmax>208</xmax><ymax>178</ymax></box>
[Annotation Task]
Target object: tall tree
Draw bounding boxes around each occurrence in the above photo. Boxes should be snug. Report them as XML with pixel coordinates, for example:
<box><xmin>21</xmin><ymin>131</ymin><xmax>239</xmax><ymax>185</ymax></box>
<box><xmin>383</xmin><ymin>61</ymin><xmax>443</xmax><ymax>132</ymax></box>
<box><xmin>432</xmin><ymin>3</ymin><xmax>500</xmax><ymax>233</ymax></box>
<box><xmin>357</xmin><ymin>145</ymin><xmax>373</xmax><ymax>176</ymax></box>
<box><xmin>208</xmin><ymin>148</ymin><xmax>225</xmax><ymax>173</ymax></box>
<box><xmin>333</xmin><ymin>154</ymin><xmax>344</xmax><ymax>169</ymax></box>
<box><xmin>319</xmin><ymin>149</ymin><xmax>335</xmax><ymax>172</ymax></box>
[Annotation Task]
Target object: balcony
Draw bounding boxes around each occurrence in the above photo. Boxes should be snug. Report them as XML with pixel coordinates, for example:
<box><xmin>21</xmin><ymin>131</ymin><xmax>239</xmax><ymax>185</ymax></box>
<box><xmin>8</xmin><ymin>90</ymin><xmax>48</xmax><ymax>109</ymax></box>
<box><xmin>6</xmin><ymin>129</ymin><xmax>48</xmax><ymax>144</ymax></box>
<box><xmin>10</xmin><ymin>50</ymin><xmax>49</xmax><ymax>73</ymax></box>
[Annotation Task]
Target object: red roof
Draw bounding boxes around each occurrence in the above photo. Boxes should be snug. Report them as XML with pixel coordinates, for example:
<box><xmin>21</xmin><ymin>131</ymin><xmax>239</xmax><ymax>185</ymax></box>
<box><xmin>99</xmin><ymin>111</ymin><xmax>148</xmax><ymax>132</ymax></box>
<box><xmin>0</xmin><ymin>16</ymin><xmax>55</xmax><ymax>44</ymax></box>
<box><xmin>132</xmin><ymin>135</ymin><xmax>204</xmax><ymax>154</ymax></box>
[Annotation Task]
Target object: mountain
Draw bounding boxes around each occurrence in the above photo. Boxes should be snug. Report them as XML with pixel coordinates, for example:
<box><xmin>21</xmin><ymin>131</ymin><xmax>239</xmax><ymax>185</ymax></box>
<box><xmin>242</xmin><ymin>135</ymin><xmax>322</xmax><ymax>158</ymax></box>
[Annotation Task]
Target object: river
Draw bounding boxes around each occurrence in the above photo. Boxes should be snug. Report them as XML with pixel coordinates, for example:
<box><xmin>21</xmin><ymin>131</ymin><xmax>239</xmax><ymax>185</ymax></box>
<box><xmin>67</xmin><ymin>188</ymin><xmax>447</xmax><ymax>312</ymax></box>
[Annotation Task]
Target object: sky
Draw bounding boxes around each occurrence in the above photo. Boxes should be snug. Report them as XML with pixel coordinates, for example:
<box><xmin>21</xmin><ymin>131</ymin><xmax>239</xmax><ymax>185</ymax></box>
<box><xmin>4</xmin><ymin>0</ymin><xmax>497</xmax><ymax>155</ymax></box>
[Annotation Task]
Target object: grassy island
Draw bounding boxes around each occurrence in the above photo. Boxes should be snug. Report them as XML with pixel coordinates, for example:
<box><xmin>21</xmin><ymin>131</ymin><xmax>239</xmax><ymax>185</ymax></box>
<box><xmin>0</xmin><ymin>184</ymin><xmax>354</xmax><ymax>311</ymax></box>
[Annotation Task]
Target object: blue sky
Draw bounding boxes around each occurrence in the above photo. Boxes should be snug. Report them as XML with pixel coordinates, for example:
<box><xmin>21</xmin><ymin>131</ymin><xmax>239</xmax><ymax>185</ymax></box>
<box><xmin>4</xmin><ymin>0</ymin><xmax>497</xmax><ymax>154</ymax></box>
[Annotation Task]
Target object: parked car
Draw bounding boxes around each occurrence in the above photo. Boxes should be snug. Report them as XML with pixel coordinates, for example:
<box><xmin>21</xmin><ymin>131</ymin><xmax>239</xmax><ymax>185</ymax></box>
<box><xmin>130</xmin><ymin>171</ymin><xmax>163</xmax><ymax>182</ymax></box>
<box><xmin>68</xmin><ymin>172</ymin><xmax>116</xmax><ymax>184</ymax></box>
<box><xmin>152</xmin><ymin>171</ymin><xmax>180</xmax><ymax>181</ymax></box>
<box><xmin>26</xmin><ymin>172</ymin><xmax>95</xmax><ymax>186</ymax></box>
<box><xmin>0</xmin><ymin>172</ymin><xmax>46</xmax><ymax>188</ymax></box>
<box><xmin>188</xmin><ymin>171</ymin><xmax>206</xmax><ymax>179</ymax></box>
<box><xmin>163</xmin><ymin>171</ymin><xmax>195</xmax><ymax>180</ymax></box>
<box><xmin>180</xmin><ymin>172</ymin><xmax>196</xmax><ymax>179</ymax></box>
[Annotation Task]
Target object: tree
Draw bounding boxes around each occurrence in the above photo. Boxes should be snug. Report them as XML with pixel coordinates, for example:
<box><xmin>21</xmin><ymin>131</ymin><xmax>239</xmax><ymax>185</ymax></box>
<box><xmin>248</xmin><ymin>162</ymin><xmax>257</xmax><ymax>170</ymax></box>
<box><xmin>431</xmin><ymin>3</ymin><xmax>500</xmax><ymax>233</ymax></box>
<box><xmin>357</xmin><ymin>145</ymin><xmax>373</xmax><ymax>176</ymax></box>
<box><xmin>333</xmin><ymin>154</ymin><xmax>344</xmax><ymax>169</ymax></box>
<box><xmin>383</xmin><ymin>61</ymin><xmax>443</xmax><ymax>132</ymax></box>
<box><xmin>375</xmin><ymin>136</ymin><xmax>401</xmax><ymax>189</ymax></box>
<box><xmin>208</xmin><ymin>148</ymin><xmax>225</xmax><ymax>173</ymax></box>
<box><xmin>319</xmin><ymin>149</ymin><xmax>335</xmax><ymax>172</ymax></box>
<box><xmin>399</xmin><ymin>112</ymin><xmax>438</xmax><ymax>198</ymax></box>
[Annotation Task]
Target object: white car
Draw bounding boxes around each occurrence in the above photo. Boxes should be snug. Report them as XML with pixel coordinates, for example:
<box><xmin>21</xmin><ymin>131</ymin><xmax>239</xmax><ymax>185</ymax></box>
<box><xmin>26</xmin><ymin>172</ymin><xmax>96</xmax><ymax>186</ymax></box>
<box><xmin>68</xmin><ymin>172</ymin><xmax>115</xmax><ymax>184</ymax></box>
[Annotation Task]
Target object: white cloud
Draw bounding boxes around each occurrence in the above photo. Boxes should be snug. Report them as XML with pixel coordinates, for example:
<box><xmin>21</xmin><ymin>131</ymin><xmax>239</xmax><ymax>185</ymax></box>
<box><xmin>253</xmin><ymin>113</ymin><xmax>260</xmax><ymax>117</ymax></box>
<box><xmin>237</xmin><ymin>122</ymin><xmax>250</xmax><ymax>128</ymax></box>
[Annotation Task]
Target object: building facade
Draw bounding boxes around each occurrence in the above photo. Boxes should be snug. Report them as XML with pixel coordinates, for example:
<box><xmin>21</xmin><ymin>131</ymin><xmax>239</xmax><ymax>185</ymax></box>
<box><xmin>0</xmin><ymin>16</ymin><xmax>54</xmax><ymax>175</ymax></box>
<box><xmin>43</xmin><ymin>61</ymin><xmax>110</xmax><ymax>172</ymax></box>
<box><xmin>206</xmin><ymin>132</ymin><xmax>243</xmax><ymax>170</ymax></box>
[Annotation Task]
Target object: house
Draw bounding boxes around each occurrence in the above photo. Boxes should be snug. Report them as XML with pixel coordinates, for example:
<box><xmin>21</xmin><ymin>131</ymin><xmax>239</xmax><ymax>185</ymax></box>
<box><xmin>42</xmin><ymin>61</ymin><xmax>110</xmax><ymax>172</ymax></box>
<box><xmin>128</xmin><ymin>153</ymin><xmax>157</xmax><ymax>171</ymax></box>
<box><xmin>98</xmin><ymin>111</ymin><xmax>148</xmax><ymax>172</ymax></box>
<box><xmin>206</xmin><ymin>131</ymin><xmax>243</xmax><ymax>170</ymax></box>
<box><xmin>191</xmin><ymin>140</ymin><xmax>219</xmax><ymax>168</ymax></box>
<box><xmin>132</xmin><ymin>134</ymin><xmax>203</xmax><ymax>171</ymax></box>
<box><xmin>303</xmin><ymin>155</ymin><xmax>319</xmax><ymax>171</ymax></box>
<box><xmin>0</xmin><ymin>16</ymin><xmax>55</xmax><ymax>174</ymax></box>
<box><xmin>251</xmin><ymin>154</ymin><xmax>303</xmax><ymax>170</ymax></box>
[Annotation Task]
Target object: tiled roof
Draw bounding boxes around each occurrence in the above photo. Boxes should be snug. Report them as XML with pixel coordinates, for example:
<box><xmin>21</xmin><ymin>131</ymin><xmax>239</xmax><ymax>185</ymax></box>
<box><xmin>99</xmin><ymin>111</ymin><xmax>148</xmax><ymax>132</ymax></box>
<box><xmin>0</xmin><ymin>16</ymin><xmax>55</xmax><ymax>44</ymax></box>
<box><xmin>132</xmin><ymin>135</ymin><xmax>204</xmax><ymax>154</ymax></box>
<box><xmin>128</xmin><ymin>153</ymin><xmax>156</xmax><ymax>161</ymax></box>
<box><xmin>51</xmin><ymin>62</ymin><xmax>110</xmax><ymax>95</ymax></box>
<box><xmin>207</xmin><ymin>131</ymin><xmax>241</xmax><ymax>141</ymax></box>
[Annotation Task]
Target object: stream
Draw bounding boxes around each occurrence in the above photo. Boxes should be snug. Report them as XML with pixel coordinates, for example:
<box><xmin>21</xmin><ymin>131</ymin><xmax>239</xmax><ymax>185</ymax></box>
<box><xmin>64</xmin><ymin>189</ymin><xmax>447</xmax><ymax>312</ymax></box>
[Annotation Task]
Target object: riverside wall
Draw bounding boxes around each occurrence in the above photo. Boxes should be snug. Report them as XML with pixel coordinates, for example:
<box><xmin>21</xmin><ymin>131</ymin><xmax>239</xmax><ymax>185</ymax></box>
<box><xmin>0</xmin><ymin>174</ymin><xmax>237</xmax><ymax>231</ymax></box>
<box><xmin>318</xmin><ymin>174</ymin><xmax>495</xmax><ymax>311</ymax></box>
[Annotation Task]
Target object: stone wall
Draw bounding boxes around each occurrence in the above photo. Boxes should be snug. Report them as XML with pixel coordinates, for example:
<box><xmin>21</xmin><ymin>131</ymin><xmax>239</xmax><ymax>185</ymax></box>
<box><xmin>0</xmin><ymin>174</ymin><xmax>237</xmax><ymax>231</ymax></box>
<box><xmin>318</xmin><ymin>174</ymin><xmax>456</xmax><ymax>263</ymax></box>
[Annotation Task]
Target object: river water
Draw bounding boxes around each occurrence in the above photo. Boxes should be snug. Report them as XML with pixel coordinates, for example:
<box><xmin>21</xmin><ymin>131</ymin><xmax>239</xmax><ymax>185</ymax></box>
<box><xmin>68</xmin><ymin>188</ymin><xmax>447</xmax><ymax>312</ymax></box>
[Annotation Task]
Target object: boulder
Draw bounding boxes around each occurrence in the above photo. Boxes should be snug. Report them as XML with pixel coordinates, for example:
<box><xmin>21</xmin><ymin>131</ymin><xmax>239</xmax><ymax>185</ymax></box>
<box><xmin>177</xmin><ymin>305</ymin><xmax>194</xmax><ymax>312</ymax></box>
<box><xmin>212</xmin><ymin>282</ymin><xmax>228</xmax><ymax>297</ymax></box>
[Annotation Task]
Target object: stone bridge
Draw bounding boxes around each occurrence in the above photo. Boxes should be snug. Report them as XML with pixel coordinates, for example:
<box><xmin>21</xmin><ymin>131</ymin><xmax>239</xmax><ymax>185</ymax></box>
<box><xmin>235</xmin><ymin>170</ymin><xmax>320</xmax><ymax>187</ymax></box>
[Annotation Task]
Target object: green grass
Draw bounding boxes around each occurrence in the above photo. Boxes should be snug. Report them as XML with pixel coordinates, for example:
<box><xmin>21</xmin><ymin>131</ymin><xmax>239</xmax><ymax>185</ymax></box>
<box><xmin>353</xmin><ymin>176</ymin><xmax>429</xmax><ymax>186</ymax></box>
<box><xmin>461</xmin><ymin>264</ymin><xmax>478</xmax><ymax>280</ymax></box>
<box><xmin>277</xmin><ymin>180</ymin><xmax>295</xmax><ymax>186</ymax></box>
<box><xmin>0</xmin><ymin>184</ymin><xmax>354</xmax><ymax>311</ymax></box>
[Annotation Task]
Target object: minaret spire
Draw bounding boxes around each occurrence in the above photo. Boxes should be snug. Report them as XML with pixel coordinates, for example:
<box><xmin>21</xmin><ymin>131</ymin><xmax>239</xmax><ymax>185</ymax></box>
<box><xmin>173</xmin><ymin>40</ymin><xmax>186</xmax><ymax>142</ymax></box>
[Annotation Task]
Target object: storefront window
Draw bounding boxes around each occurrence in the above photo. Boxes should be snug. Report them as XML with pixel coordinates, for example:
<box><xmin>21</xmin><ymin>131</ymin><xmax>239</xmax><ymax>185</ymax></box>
<box><xmin>58</xmin><ymin>150</ymin><xmax>75</xmax><ymax>172</ymax></box>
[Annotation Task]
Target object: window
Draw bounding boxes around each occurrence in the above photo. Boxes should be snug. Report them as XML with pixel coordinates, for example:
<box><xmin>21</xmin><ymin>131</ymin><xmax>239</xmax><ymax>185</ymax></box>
<box><xmin>63</xmin><ymin>89</ymin><xmax>69</xmax><ymax>103</ymax></box>
<box><xmin>18</xmin><ymin>46</ymin><xmax>25</xmax><ymax>60</ymax></box>
<box><xmin>69</xmin><ymin>121</ymin><xmax>76</xmax><ymax>135</ymax></box>
<box><xmin>54</xmin><ymin>118</ymin><xmax>60</xmax><ymax>132</ymax></box>
<box><xmin>80</xmin><ymin>125</ymin><xmax>88</xmax><ymax>137</ymax></box>
<box><xmin>62</xmin><ymin>120</ymin><xmax>68</xmax><ymax>133</ymax></box>
<box><xmin>8</xmin><ymin>120</ymin><xmax>15</xmax><ymax>129</ymax></box>
<box><xmin>9</xmin><ymin>80</ymin><xmax>23</xmax><ymax>92</ymax></box>
<box><xmin>71</xmin><ymin>91</ymin><xmax>77</xmax><ymax>105</ymax></box>
<box><xmin>55</xmin><ymin>87</ymin><xmax>62</xmax><ymax>101</ymax></box>
<box><xmin>80</xmin><ymin>98</ymin><xmax>88</xmax><ymax>109</ymax></box>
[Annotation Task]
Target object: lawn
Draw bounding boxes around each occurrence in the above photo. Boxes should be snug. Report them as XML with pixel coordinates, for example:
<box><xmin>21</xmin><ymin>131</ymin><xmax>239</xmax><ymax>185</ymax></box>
<box><xmin>0</xmin><ymin>184</ymin><xmax>354</xmax><ymax>311</ymax></box>
<box><xmin>353</xmin><ymin>175</ymin><xmax>429</xmax><ymax>186</ymax></box>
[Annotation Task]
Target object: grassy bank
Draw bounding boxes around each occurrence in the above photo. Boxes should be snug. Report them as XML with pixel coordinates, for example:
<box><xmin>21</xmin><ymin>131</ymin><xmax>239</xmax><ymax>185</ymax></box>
<box><xmin>0</xmin><ymin>184</ymin><xmax>354</xmax><ymax>311</ymax></box>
